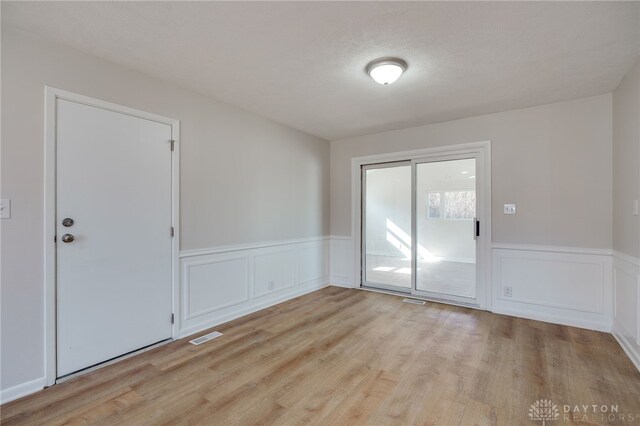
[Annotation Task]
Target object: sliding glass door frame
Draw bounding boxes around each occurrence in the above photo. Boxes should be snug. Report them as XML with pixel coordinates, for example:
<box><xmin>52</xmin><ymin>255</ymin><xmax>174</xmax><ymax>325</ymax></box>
<box><xmin>358</xmin><ymin>145</ymin><xmax>489</xmax><ymax>309</ymax></box>
<box><xmin>410</xmin><ymin>152</ymin><xmax>481</xmax><ymax>307</ymax></box>
<box><xmin>361</xmin><ymin>160</ymin><xmax>413</xmax><ymax>294</ymax></box>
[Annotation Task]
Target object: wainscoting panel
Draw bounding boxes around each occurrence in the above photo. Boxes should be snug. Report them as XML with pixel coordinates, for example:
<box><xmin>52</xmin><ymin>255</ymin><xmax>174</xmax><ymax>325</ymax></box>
<box><xmin>253</xmin><ymin>249</ymin><xmax>295</xmax><ymax>298</ymax></box>
<box><xmin>330</xmin><ymin>236</ymin><xmax>353</xmax><ymax>287</ymax></box>
<box><xmin>613</xmin><ymin>251</ymin><xmax>640</xmax><ymax>371</ymax></box>
<box><xmin>185</xmin><ymin>254</ymin><xmax>249</xmax><ymax>320</ymax></box>
<box><xmin>492</xmin><ymin>246</ymin><xmax>613</xmax><ymax>331</ymax></box>
<box><xmin>179</xmin><ymin>237</ymin><xmax>329</xmax><ymax>337</ymax></box>
<box><xmin>298</xmin><ymin>242</ymin><xmax>329</xmax><ymax>285</ymax></box>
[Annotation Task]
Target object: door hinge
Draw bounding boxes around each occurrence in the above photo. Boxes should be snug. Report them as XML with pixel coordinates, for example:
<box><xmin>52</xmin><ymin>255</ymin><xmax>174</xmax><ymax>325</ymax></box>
<box><xmin>169</xmin><ymin>140</ymin><xmax>175</xmax><ymax>151</ymax></box>
<box><xmin>54</xmin><ymin>235</ymin><xmax>57</xmax><ymax>243</ymax></box>
<box><xmin>171</xmin><ymin>313</ymin><xmax>175</xmax><ymax>324</ymax></box>
<box><xmin>171</xmin><ymin>226</ymin><xmax>174</xmax><ymax>237</ymax></box>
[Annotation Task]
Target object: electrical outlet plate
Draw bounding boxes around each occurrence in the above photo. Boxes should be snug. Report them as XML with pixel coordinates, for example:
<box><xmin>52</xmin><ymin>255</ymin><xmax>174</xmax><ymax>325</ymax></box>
<box><xmin>503</xmin><ymin>286</ymin><xmax>512</xmax><ymax>297</ymax></box>
<box><xmin>504</xmin><ymin>204</ymin><xmax>516</xmax><ymax>215</ymax></box>
<box><xmin>0</xmin><ymin>199</ymin><xmax>10</xmax><ymax>219</ymax></box>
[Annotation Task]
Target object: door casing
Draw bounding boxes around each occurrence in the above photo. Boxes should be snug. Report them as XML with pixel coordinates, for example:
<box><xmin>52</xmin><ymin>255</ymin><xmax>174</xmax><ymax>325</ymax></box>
<box><xmin>44</xmin><ymin>87</ymin><xmax>180</xmax><ymax>386</ymax></box>
<box><xmin>352</xmin><ymin>141</ymin><xmax>492</xmax><ymax>309</ymax></box>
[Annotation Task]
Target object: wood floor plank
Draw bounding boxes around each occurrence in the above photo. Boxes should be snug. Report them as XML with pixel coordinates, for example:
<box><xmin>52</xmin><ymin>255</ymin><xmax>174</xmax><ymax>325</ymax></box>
<box><xmin>2</xmin><ymin>287</ymin><xmax>639</xmax><ymax>425</ymax></box>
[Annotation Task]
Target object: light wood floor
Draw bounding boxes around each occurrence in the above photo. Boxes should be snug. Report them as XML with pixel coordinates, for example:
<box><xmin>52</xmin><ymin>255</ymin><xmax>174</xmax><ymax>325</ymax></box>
<box><xmin>2</xmin><ymin>287</ymin><xmax>639</xmax><ymax>425</ymax></box>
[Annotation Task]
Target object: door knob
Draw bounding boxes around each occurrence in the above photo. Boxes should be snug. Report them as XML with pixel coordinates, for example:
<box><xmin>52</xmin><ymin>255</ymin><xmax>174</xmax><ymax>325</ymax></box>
<box><xmin>61</xmin><ymin>234</ymin><xmax>75</xmax><ymax>243</ymax></box>
<box><xmin>62</xmin><ymin>218</ymin><xmax>74</xmax><ymax>227</ymax></box>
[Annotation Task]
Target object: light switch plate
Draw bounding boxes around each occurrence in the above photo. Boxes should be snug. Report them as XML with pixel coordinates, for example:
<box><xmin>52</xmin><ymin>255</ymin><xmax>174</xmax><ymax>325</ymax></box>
<box><xmin>633</xmin><ymin>200</ymin><xmax>639</xmax><ymax>216</ymax></box>
<box><xmin>0</xmin><ymin>199</ymin><xmax>10</xmax><ymax>219</ymax></box>
<box><xmin>504</xmin><ymin>204</ymin><xmax>516</xmax><ymax>215</ymax></box>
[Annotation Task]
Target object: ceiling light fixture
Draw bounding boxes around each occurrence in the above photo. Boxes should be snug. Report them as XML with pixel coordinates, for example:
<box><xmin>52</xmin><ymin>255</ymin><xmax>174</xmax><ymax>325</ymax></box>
<box><xmin>366</xmin><ymin>57</ymin><xmax>408</xmax><ymax>85</ymax></box>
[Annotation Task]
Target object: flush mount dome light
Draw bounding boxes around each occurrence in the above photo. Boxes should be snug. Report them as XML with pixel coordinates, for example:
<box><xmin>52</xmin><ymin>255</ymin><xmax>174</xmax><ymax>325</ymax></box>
<box><xmin>366</xmin><ymin>57</ymin><xmax>408</xmax><ymax>85</ymax></box>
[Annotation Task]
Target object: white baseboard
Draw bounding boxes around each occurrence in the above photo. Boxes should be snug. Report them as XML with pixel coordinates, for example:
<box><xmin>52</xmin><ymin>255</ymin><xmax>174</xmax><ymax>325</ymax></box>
<box><xmin>492</xmin><ymin>306</ymin><xmax>611</xmax><ymax>332</ymax></box>
<box><xmin>491</xmin><ymin>243</ymin><xmax>612</xmax><ymax>256</ymax></box>
<box><xmin>0</xmin><ymin>376</ymin><xmax>46</xmax><ymax>405</ymax></box>
<box><xmin>179</xmin><ymin>281</ymin><xmax>328</xmax><ymax>338</ymax></box>
<box><xmin>612</xmin><ymin>332</ymin><xmax>640</xmax><ymax>372</ymax></box>
<box><xmin>329</xmin><ymin>280</ymin><xmax>353</xmax><ymax>288</ymax></box>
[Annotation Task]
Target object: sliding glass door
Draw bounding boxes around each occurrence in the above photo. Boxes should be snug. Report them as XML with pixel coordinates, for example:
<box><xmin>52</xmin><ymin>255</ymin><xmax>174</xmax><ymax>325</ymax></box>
<box><xmin>362</xmin><ymin>162</ymin><xmax>412</xmax><ymax>292</ymax></box>
<box><xmin>361</xmin><ymin>155</ymin><xmax>481</xmax><ymax>306</ymax></box>
<box><xmin>415</xmin><ymin>158</ymin><xmax>477</xmax><ymax>301</ymax></box>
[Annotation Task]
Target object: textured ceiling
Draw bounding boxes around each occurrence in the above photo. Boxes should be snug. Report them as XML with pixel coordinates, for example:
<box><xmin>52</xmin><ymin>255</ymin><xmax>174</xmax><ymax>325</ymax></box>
<box><xmin>3</xmin><ymin>1</ymin><xmax>639</xmax><ymax>140</ymax></box>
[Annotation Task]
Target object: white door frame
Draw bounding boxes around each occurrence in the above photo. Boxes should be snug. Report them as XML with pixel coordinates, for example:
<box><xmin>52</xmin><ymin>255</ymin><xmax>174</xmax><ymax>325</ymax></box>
<box><xmin>351</xmin><ymin>140</ymin><xmax>492</xmax><ymax>310</ymax></box>
<box><xmin>360</xmin><ymin>160</ymin><xmax>413</xmax><ymax>293</ymax></box>
<box><xmin>44</xmin><ymin>87</ymin><xmax>180</xmax><ymax>386</ymax></box>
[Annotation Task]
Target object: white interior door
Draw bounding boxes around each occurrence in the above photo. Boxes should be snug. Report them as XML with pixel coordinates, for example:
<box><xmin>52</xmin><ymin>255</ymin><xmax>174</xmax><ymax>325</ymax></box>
<box><xmin>56</xmin><ymin>99</ymin><xmax>173</xmax><ymax>377</ymax></box>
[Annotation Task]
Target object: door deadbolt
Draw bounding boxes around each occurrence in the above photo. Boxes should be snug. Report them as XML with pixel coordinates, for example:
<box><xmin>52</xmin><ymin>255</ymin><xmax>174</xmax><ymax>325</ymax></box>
<box><xmin>61</xmin><ymin>234</ymin><xmax>75</xmax><ymax>243</ymax></box>
<box><xmin>62</xmin><ymin>218</ymin><xmax>74</xmax><ymax>227</ymax></box>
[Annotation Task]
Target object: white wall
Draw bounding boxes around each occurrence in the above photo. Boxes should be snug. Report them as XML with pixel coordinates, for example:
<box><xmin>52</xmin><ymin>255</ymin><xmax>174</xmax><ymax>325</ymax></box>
<box><xmin>612</xmin><ymin>58</ymin><xmax>640</xmax><ymax>371</ymax></box>
<box><xmin>613</xmin><ymin>60</ymin><xmax>640</xmax><ymax>260</ymax></box>
<box><xmin>0</xmin><ymin>28</ymin><xmax>329</xmax><ymax>398</ymax></box>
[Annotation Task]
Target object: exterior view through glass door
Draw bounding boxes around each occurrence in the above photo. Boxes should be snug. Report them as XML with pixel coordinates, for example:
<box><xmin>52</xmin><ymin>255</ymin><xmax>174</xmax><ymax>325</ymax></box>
<box><xmin>362</xmin><ymin>163</ymin><xmax>412</xmax><ymax>292</ymax></box>
<box><xmin>362</xmin><ymin>156</ymin><xmax>480</xmax><ymax>306</ymax></box>
<box><xmin>415</xmin><ymin>158</ymin><xmax>476</xmax><ymax>302</ymax></box>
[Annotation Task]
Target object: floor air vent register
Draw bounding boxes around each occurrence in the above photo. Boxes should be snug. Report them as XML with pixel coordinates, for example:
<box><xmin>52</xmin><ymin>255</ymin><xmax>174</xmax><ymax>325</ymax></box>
<box><xmin>189</xmin><ymin>331</ymin><xmax>223</xmax><ymax>345</ymax></box>
<box><xmin>402</xmin><ymin>298</ymin><xmax>426</xmax><ymax>305</ymax></box>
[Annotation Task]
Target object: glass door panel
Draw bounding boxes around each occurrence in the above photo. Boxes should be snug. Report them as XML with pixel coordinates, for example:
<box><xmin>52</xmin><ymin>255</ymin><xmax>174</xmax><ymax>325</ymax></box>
<box><xmin>415</xmin><ymin>158</ymin><xmax>477</xmax><ymax>299</ymax></box>
<box><xmin>362</xmin><ymin>163</ymin><xmax>412</xmax><ymax>291</ymax></box>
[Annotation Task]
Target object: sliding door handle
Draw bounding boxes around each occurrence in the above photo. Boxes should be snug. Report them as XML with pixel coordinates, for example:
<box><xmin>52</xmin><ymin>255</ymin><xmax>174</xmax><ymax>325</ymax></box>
<box><xmin>473</xmin><ymin>219</ymin><xmax>479</xmax><ymax>240</ymax></box>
